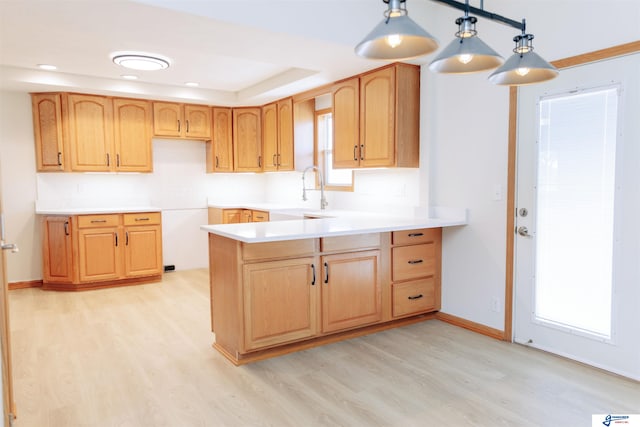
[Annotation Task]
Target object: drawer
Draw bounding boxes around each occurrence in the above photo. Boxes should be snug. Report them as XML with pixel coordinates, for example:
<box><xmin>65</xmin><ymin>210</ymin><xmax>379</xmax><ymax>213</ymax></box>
<box><xmin>321</xmin><ymin>233</ymin><xmax>381</xmax><ymax>253</ymax></box>
<box><xmin>243</xmin><ymin>238</ymin><xmax>317</xmax><ymax>261</ymax></box>
<box><xmin>392</xmin><ymin>228</ymin><xmax>441</xmax><ymax>246</ymax></box>
<box><xmin>392</xmin><ymin>278</ymin><xmax>436</xmax><ymax>317</ymax></box>
<box><xmin>392</xmin><ymin>243</ymin><xmax>436</xmax><ymax>281</ymax></box>
<box><xmin>77</xmin><ymin>214</ymin><xmax>120</xmax><ymax>228</ymax></box>
<box><xmin>251</xmin><ymin>210</ymin><xmax>269</xmax><ymax>222</ymax></box>
<box><xmin>123</xmin><ymin>212</ymin><xmax>161</xmax><ymax>226</ymax></box>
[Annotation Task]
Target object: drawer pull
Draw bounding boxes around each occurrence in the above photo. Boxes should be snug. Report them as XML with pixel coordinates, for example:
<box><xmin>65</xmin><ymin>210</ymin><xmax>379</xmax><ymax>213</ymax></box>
<box><xmin>408</xmin><ymin>294</ymin><xmax>424</xmax><ymax>300</ymax></box>
<box><xmin>135</xmin><ymin>217</ymin><xmax>150</xmax><ymax>221</ymax></box>
<box><xmin>90</xmin><ymin>219</ymin><xmax>107</xmax><ymax>223</ymax></box>
<box><xmin>407</xmin><ymin>259</ymin><xmax>424</xmax><ymax>265</ymax></box>
<box><xmin>408</xmin><ymin>232</ymin><xmax>424</xmax><ymax>237</ymax></box>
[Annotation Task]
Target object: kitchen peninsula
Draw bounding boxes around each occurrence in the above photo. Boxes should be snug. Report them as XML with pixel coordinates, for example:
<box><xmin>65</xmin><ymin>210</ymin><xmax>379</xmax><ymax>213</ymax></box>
<box><xmin>201</xmin><ymin>210</ymin><xmax>465</xmax><ymax>365</ymax></box>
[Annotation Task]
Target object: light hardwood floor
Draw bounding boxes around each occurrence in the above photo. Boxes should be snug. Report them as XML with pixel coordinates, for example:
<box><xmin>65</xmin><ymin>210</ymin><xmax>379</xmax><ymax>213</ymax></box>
<box><xmin>9</xmin><ymin>269</ymin><xmax>640</xmax><ymax>426</ymax></box>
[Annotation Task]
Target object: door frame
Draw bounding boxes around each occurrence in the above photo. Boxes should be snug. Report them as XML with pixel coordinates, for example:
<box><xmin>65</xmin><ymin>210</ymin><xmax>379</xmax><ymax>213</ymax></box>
<box><xmin>503</xmin><ymin>40</ymin><xmax>640</xmax><ymax>340</ymax></box>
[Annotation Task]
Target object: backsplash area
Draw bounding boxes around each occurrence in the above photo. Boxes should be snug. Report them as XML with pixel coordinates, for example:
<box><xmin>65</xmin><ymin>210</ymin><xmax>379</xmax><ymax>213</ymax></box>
<box><xmin>35</xmin><ymin>140</ymin><xmax>425</xmax><ymax>271</ymax></box>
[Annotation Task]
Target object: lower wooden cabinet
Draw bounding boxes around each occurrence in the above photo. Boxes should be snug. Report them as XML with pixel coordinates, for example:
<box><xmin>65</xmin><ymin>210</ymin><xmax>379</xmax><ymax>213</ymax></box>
<box><xmin>208</xmin><ymin>207</ymin><xmax>270</xmax><ymax>224</ymax></box>
<box><xmin>243</xmin><ymin>256</ymin><xmax>319</xmax><ymax>350</ymax></box>
<box><xmin>42</xmin><ymin>212</ymin><xmax>163</xmax><ymax>290</ymax></box>
<box><xmin>321</xmin><ymin>250</ymin><xmax>381</xmax><ymax>333</ymax></box>
<box><xmin>390</xmin><ymin>228</ymin><xmax>441</xmax><ymax>318</ymax></box>
<box><xmin>207</xmin><ymin>227</ymin><xmax>441</xmax><ymax>365</ymax></box>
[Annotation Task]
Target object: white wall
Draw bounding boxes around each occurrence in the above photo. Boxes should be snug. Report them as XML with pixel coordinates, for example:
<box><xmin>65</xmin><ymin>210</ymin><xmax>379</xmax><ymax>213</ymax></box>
<box><xmin>426</xmin><ymin>0</ymin><xmax>640</xmax><ymax>330</ymax></box>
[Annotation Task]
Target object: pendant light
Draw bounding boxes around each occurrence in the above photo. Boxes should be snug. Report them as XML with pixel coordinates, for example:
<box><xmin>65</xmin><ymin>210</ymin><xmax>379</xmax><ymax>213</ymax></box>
<box><xmin>429</xmin><ymin>11</ymin><xmax>503</xmax><ymax>74</ymax></box>
<box><xmin>488</xmin><ymin>22</ymin><xmax>559</xmax><ymax>85</ymax></box>
<box><xmin>354</xmin><ymin>0</ymin><xmax>438</xmax><ymax>60</ymax></box>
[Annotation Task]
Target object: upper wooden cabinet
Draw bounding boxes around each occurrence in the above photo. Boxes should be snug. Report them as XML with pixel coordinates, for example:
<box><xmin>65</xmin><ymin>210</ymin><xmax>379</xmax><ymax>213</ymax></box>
<box><xmin>31</xmin><ymin>93</ymin><xmax>153</xmax><ymax>173</ymax></box>
<box><xmin>262</xmin><ymin>98</ymin><xmax>294</xmax><ymax>172</ymax></box>
<box><xmin>113</xmin><ymin>98</ymin><xmax>153</xmax><ymax>172</ymax></box>
<box><xmin>233</xmin><ymin>107</ymin><xmax>262</xmax><ymax>172</ymax></box>
<box><xmin>32</xmin><ymin>93</ymin><xmax>66</xmax><ymax>171</ymax></box>
<box><xmin>206</xmin><ymin>107</ymin><xmax>233</xmax><ymax>172</ymax></box>
<box><xmin>153</xmin><ymin>102</ymin><xmax>211</xmax><ymax>140</ymax></box>
<box><xmin>332</xmin><ymin>78</ymin><xmax>360</xmax><ymax>169</ymax></box>
<box><xmin>67</xmin><ymin>94</ymin><xmax>114</xmax><ymax>172</ymax></box>
<box><xmin>332</xmin><ymin>63</ymin><xmax>420</xmax><ymax>169</ymax></box>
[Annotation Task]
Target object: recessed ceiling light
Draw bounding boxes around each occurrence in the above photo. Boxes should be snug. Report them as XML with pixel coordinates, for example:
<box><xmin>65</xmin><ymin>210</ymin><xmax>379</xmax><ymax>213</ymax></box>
<box><xmin>185</xmin><ymin>82</ymin><xmax>199</xmax><ymax>87</ymax></box>
<box><xmin>111</xmin><ymin>52</ymin><xmax>170</xmax><ymax>71</ymax></box>
<box><xmin>38</xmin><ymin>64</ymin><xmax>57</xmax><ymax>71</ymax></box>
<box><xmin>121</xmin><ymin>74</ymin><xmax>139</xmax><ymax>80</ymax></box>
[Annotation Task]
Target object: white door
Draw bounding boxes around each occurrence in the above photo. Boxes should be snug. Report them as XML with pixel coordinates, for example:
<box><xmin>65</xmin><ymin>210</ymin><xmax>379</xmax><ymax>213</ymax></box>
<box><xmin>0</xmin><ymin>165</ymin><xmax>17</xmax><ymax>424</ymax></box>
<box><xmin>514</xmin><ymin>52</ymin><xmax>640</xmax><ymax>380</ymax></box>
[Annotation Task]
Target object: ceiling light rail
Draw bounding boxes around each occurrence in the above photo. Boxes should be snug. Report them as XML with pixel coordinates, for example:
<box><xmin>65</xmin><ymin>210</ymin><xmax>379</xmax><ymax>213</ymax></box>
<box><xmin>355</xmin><ymin>0</ymin><xmax>559</xmax><ymax>85</ymax></box>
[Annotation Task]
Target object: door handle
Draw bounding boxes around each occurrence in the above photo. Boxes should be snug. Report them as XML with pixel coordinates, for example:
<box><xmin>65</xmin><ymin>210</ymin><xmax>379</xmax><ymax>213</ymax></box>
<box><xmin>1</xmin><ymin>243</ymin><xmax>19</xmax><ymax>253</ymax></box>
<box><xmin>517</xmin><ymin>226</ymin><xmax>531</xmax><ymax>237</ymax></box>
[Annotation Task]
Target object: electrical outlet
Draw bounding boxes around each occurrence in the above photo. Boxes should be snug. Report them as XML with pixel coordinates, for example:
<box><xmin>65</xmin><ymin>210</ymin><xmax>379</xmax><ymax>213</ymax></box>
<box><xmin>491</xmin><ymin>297</ymin><xmax>501</xmax><ymax>313</ymax></box>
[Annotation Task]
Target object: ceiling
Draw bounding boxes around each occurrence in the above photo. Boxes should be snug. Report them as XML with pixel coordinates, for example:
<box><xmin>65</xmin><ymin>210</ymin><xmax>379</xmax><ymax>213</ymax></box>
<box><xmin>0</xmin><ymin>0</ymin><xmax>457</xmax><ymax>106</ymax></box>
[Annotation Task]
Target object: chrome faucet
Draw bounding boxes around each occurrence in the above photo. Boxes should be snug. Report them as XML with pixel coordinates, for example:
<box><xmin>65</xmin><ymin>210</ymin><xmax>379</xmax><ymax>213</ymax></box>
<box><xmin>302</xmin><ymin>166</ymin><xmax>328</xmax><ymax>210</ymax></box>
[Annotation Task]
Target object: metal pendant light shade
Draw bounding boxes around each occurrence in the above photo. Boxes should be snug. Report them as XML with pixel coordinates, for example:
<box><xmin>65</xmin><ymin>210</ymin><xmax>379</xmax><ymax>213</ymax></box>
<box><xmin>488</xmin><ymin>33</ymin><xmax>558</xmax><ymax>85</ymax></box>
<box><xmin>429</xmin><ymin>35</ymin><xmax>503</xmax><ymax>73</ymax></box>
<box><xmin>355</xmin><ymin>0</ymin><xmax>438</xmax><ymax>60</ymax></box>
<box><xmin>429</xmin><ymin>14</ymin><xmax>503</xmax><ymax>74</ymax></box>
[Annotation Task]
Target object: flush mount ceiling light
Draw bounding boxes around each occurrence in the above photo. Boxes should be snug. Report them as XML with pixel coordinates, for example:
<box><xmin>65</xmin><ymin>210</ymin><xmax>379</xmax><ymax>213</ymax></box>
<box><xmin>111</xmin><ymin>52</ymin><xmax>170</xmax><ymax>71</ymax></box>
<box><xmin>354</xmin><ymin>0</ymin><xmax>438</xmax><ymax>60</ymax></box>
<box><xmin>357</xmin><ymin>0</ymin><xmax>558</xmax><ymax>85</ymax></box>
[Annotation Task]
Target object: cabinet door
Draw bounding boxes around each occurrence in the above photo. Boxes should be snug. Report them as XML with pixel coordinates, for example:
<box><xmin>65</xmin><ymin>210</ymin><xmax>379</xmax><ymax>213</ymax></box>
<box><xmin>222</xmin><ymin>209</ymin><xmax>242</xmax><ymax>224</ymax></box>
<box><xmin>277</xmin><ymin>98</ymin><xmax>294</xmax><ymax>171</ymax></box>
<box><xmin>113</xmin><ymin>98</ymin><xmax>152</xmax><ymax>172</ymax></box>
<box><xmin>31</xmin><ymin>93</ymin><xmax>65</xmax><ymax>171</ymax></box>
<box><xmin>321</xmin><ymin>250</ymin><xmax>381</xmax><ymax>333</ymax></box>
<box><xmin>262</xmin><ymin>103</ymin><xmax>278</xmax><ymax>172</ymax></box>
<box><xmin>360</xmin><ymin>66</ymin><xmax>396</xmax><ymax>168</ymax></box>
<box><xmin>42</xmin><ymin>216</ymin><xmax>74</xmax><ymax>283</ymax></box>
<box><xmin>241</xmin><ymin>209</ymin><xmax>253</xmax><ymax>223</ymax></box>
<box><xmin>67</xmin><ymin>94</ymin><xmax>113</xmax><ymax>171</ymax></box>
<box><xmin>153</xmin><ymin>102</ymin><xmax>183</xmax><ymax>137</ymax></box>
<box><xmin>233</xmin><ymin>107</ymin><xmax>262</xmax><ymax>172</ymax></box>
<box><xmin>208</xmin><ymin>107</ymin><xmax>233</xmax><ymax>172</ymax></box>
<box><xmin>77</xmin><ymin>227</ymin><xmax>121</xmax><ymax>282</ymax></box>
<box><xmin>124</xmin><ymin>225</ymin><xmax>163</xmax><ymax>277</ymax></box>
<box><xmin>332</xmin><ymin>78</ymin><xmax>360</xmax><ymax>169</ymax></box>
<box><xmin>243</xmin><ymin>257</ymin><xmax>318</xmax><ymax>350</ymax></box>
<box><xmin>184</xmin><ymin>104</ymin><xmax>211</xmax><ymax>139</ymax></box>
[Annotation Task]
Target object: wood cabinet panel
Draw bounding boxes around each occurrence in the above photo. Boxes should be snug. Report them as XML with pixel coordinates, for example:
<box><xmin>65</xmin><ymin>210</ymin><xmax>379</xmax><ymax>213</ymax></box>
<box><xmin>42</xmin><ymin>216</ymin><xmax>74</xmax><ymax>283</ymax></box>
<box><xmin>243</xmin><ymin>257</ymin><xmax>318</xmax><ymax>350</ymax></box>
<box><xmin>392</xmin><ymin>278</ymin><xmax>436</xmax><ymax>318</ymax></box>
<box><xmin>392</xmin><ymin>243</ymin><xmax>436</xmax><ymax>282</ymax></box>
<box><xmin>332</xmin><ymin>78</ymin><xmax>360</xmax><ymax>169</ymax></box>
<box><xmin>277</xmin><ymin>98</ymin><xmax>294</xmax><ymax>171</ymax></box>
<box><xmin>124</xmin><ymin>225</ymin><xmax>163</xmax><ymax>277</ymax></box>
<box><xmin>250</xmin><ymin>210</ymin><xmax>269</xmax><ymax>222</ymax></box>
<box><xmin>184</xmin><ymin>105</ymin><xmax>211</xmax><ymax>139</ymax></box>
<box><xmin>242</xmin><ymin>239</ymin><xmax>317</xmax><ymax>261</ymax></box>
<box><xmin>78</xmin><ymin>227</ymin><xmax>121</xmax><ymax>282</ymax></box>
<box><xmin>392</xmin><ymin>228</ymin><xmax>441</xmax><ymax>245</ymax></box>
<box><xmin>207</xmin><ymin>107</ymin><xmax>233</xmax><ymax>172</ymax></box>
<box><xmin>262</xmin><ymin>103</ymin><xmax>278</xmax><ymax>171</ymax></box>
<box><xmin>67</xmin><ymin>94</ymin><xmax>113</xmax><ymax>172</ymax></box>
<box><xmin>77</xmin><ymin>214</ymin><xmax>119</xmax><ymax>228</ymax></box>
<box><xmin>153</xmin><ymin>102</ymin><xmax>182</xmax><ymax>137</ymax></box>
<box><xmin>113</xmin><ymin>98</ymin><xmax>152</xmax><ymax>172</ymax></box>
<box><xmin>31</xmin><ymin>93</ymin><xmax>65</xmax><ymax>171</ymax></box>
<box><xmin>360</xmin><ymin>66</ymin><xmax>395</xmax><ymax>167</ymax></box>
<box><xmin>321</xmin><ymin>250</ymin><xmax>381</xmax><ymax>333</ymax></box>
<box><xmin>123</xmin><ymin>212</ymin><xmax>161</xmax><ymax>226</ymax></box>
<box><xmin>233</xmin><ymin>107</ymin><xmax>262</xmax><ymax>172</ymax></box>
<box><xmin>321</xmin><ymin>233</ymin><xmax>380</xmax><ymax>253</ymax></box>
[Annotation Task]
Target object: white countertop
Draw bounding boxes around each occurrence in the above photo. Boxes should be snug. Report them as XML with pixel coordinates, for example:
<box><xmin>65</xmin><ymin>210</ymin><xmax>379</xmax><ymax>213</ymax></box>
<box><xmin>35</xmin><ymin>206</ymin><xmax>162</xmax><ymax>215</ymax></box>
<box><xmin>200</xmin><ymin>213</ymin><xmax>466</xmax><ymax>243</ymax></box>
